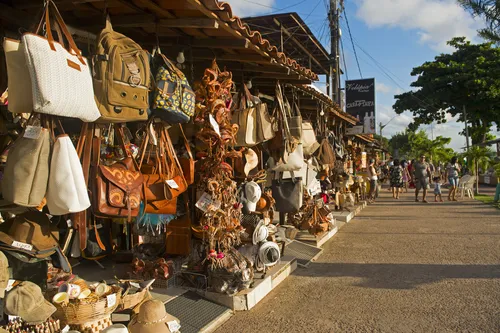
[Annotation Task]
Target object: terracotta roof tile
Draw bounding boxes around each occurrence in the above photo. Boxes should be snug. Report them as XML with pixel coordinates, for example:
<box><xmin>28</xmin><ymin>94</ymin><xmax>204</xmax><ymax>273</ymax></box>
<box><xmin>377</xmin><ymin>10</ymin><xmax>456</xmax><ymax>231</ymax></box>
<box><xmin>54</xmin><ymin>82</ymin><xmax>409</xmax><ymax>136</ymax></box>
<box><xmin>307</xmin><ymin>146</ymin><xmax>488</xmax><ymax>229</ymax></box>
<box><xmin>201</xmin><ymin>0</ymin><xmax>319</xmax><ymax>81</ymax></box>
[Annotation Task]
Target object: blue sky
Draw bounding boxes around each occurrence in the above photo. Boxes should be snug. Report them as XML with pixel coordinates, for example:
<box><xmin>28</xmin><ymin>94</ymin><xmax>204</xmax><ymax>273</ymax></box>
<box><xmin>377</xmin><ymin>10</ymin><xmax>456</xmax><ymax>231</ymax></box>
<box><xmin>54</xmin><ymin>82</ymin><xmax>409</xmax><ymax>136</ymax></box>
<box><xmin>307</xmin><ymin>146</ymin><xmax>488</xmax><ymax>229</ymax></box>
<box><xmin>227</xmin><ymin>0</ymin><xmax>500</xmax><ymax>151</ymax></box>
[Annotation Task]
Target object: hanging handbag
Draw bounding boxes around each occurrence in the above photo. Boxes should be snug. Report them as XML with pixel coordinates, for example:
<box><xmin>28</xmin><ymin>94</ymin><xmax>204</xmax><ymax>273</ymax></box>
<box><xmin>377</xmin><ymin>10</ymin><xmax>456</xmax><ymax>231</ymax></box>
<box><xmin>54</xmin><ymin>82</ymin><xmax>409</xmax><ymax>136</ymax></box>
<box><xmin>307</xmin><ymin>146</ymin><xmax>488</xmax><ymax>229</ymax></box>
<box><xmin>301</xmin><ymin>121</ymin><xmax>320</xmax><ymax>156</ymax></box>
<box><xmin>93</xmin><ymin>125</ymin><xmax>144</xmax><ymax>221</ymax></box>
<box><xmin>139</xmin><ymin>124</ymin><xmax>186</xmax><ymax>214</ymax></box>
<box><xmin>287</xmin><ymin>97</ymin><xmax>302</xmax><ymax>140</ymax></box>
<box><xmin>283</xmin><ymin>161</ymin><xmax>318</xmax><ymax>187</ymax></box>
<box><xmin>232</xmin><ymin>83</ymin><xmax>257</xmax><ymax>146</ymax></box>
<box><xmin>46</xmin><ymin>130</ymin><xmax>91</xmax><ymax>215</ymax></box>
<box><xmin>1</xmin><ymin>122</ymin><xmax>50</xmax><ymax>207</ymax></box>
<box><xmin>21</xmin><ymin>1</ymin><xmax>100</xmax><ymax>122</ymax></box>
<box><xmin>3</xmin><ymin>38</ymin><xmax>33</xmax><ymax>114</ymax></box>
<box><xmin>272</xmin><ymin>171</ymin><xmax>303</xmax><ymax>213</ymax></box>
<box><xmin>317</xmin><ymin>138</ymin><xmax>336</xmax><ymax>168</ymax></box>
<box><xmin>152</xmin><ymin>54</ymin><xmax>195</xmax><ymax>124</ymax></box>
<box><xmin>271</xmin><ymin>84</ymin><xmax>303</xmax><ymax>172</ymax></box>
<box><xmin>255</xmin><ymin>102</ymin><xmax>275</xmax><ymax>143</ymax></box>
<box><xmin>177</xmin><ymin>124</ymin><xmax>195</xmax><ymax>185</ymax></box>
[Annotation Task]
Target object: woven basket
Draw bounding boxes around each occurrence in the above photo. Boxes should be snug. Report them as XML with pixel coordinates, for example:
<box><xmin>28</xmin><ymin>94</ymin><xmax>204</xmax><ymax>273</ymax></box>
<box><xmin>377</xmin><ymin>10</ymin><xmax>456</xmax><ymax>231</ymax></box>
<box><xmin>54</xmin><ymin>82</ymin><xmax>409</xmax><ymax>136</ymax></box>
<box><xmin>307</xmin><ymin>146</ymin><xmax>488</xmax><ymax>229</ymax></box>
<box><xmin>117</xmin><ymin>287</ymin><xmax>150</xmax><ymax>312</ymax></box>
<box><xmin>51</xmin><ymin>285</ymin><xmax>122</xmax><ymax>325</ymax></box>
<box><xmin>69</xmin><ymin>315</ymin><xmax>112</xmax><ymax>333</ymax></box>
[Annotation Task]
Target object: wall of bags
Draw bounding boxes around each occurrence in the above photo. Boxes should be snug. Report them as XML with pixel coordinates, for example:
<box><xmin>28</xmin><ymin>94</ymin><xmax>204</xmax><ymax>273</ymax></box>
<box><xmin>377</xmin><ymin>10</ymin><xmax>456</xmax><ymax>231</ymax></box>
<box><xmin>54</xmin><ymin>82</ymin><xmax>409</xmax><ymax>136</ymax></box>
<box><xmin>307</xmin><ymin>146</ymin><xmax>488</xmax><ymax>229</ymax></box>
<box><xmin>0</xmin><ymin>1</ymin><xmax>363</xmax><ymax>302</ymax></box>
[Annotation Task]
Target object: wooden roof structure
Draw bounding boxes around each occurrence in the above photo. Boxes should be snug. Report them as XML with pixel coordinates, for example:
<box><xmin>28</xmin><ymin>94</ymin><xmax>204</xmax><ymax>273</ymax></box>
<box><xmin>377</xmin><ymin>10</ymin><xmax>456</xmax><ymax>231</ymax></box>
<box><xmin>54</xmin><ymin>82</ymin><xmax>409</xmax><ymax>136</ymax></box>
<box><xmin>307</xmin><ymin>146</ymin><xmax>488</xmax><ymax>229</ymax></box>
<box><xmin>0</xmin><ymin>0</ymin><xmax>318</xmax><ymax>89</ymax></box>
<box><xmin>243</xmin><ymin>12</ymin><xmax>330</xmax><ymax>76</ymax></box>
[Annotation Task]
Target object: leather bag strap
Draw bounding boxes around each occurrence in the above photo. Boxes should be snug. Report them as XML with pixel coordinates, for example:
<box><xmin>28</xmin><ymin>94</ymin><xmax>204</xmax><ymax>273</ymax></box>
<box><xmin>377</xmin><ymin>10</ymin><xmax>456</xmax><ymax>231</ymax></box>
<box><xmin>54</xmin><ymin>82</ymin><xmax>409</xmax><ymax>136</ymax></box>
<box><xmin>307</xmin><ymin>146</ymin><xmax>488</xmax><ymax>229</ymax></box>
<box><xmin>178</xmin><ymin>124</ymin><xmax>193</xmax><ymax>161</ymax></box>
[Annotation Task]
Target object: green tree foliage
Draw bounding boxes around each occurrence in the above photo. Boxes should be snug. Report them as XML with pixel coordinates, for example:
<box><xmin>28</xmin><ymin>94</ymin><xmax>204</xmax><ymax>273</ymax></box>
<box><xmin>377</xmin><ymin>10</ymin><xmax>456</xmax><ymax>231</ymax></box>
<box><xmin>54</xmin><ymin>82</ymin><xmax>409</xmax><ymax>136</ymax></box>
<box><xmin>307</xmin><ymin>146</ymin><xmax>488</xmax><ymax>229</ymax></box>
<box><xmin>460</xmin><ymin>146</ymin><xmax>495</xmax><ymax>194</ymax></box>
<box><xmin>459</xmin><ymin>0</ymin><xmax>500</xmax><ymax>43</ymax></box>
<box><xmin>372</xmin><ymin>134</ymin><xmax>390</xmax><ymax>151</ymax></box>
<box><xmin>393</xmin><ymin>38</ymin><xmax>500</xmax><ymax>144</ymax></box>
<box><xmin>390</xmin><ymin>130</ymin><xmax>455</xmax><ymax>163</ymax></box>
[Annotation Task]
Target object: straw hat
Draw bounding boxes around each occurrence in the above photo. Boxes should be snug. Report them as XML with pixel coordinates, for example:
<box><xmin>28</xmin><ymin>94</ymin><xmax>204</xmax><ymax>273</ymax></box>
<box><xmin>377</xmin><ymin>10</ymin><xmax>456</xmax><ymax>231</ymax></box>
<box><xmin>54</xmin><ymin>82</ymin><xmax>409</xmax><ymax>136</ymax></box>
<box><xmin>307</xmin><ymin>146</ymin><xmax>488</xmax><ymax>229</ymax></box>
<box><xmin>255</xmin><ymin>192</ymin><xmax>273</xmax><ymax>213</ymax></box>
<box><xmin>101</xmin><ymin>324</ymin><xmax>128</xmax><ymax>333</ymax></box>
<box><xmin>0</xmin><ymin>251</ymin><xmax>9</xmax><ymax>297</ymax></box>
<box><xmin>244</xmin><ymin>148</ymin><xmax>258</xmax><ymax>177</ymax></box>
<box><xmin>129</xmin><ymin>299</ymin><xmax>180</xmax><ymax>333</ymax></box>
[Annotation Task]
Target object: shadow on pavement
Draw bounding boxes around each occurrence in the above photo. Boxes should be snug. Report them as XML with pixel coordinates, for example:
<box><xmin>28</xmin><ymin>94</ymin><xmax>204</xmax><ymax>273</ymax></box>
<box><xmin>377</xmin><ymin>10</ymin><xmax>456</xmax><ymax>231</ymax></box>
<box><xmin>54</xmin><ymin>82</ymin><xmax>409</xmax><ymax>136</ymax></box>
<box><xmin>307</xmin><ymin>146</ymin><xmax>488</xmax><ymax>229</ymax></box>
<box><xmin>293</xmin><ymin>262</ymin><xmax>500</xmax><ymax>290</ymax></box>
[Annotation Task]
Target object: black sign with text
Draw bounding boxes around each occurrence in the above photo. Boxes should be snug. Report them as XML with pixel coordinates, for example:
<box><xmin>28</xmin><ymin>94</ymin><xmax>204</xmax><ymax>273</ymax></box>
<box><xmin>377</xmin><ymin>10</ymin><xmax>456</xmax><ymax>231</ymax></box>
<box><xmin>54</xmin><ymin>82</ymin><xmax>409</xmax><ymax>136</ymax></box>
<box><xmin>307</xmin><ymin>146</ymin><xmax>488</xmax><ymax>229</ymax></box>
<box><xmin>345</xmin><ymin>78</ymin><xmax>376</xmax><ymax>134</ymax></box>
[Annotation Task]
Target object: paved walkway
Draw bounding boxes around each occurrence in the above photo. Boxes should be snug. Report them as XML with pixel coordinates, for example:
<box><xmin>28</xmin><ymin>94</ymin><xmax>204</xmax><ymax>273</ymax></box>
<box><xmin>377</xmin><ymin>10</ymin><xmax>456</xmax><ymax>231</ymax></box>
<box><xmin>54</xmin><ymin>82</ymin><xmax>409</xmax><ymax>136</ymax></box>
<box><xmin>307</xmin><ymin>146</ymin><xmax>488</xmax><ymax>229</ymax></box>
<box><xmin>216</xmin><ymin>189</ymin><xmax>500</xmax><ymax>333</ymax></box>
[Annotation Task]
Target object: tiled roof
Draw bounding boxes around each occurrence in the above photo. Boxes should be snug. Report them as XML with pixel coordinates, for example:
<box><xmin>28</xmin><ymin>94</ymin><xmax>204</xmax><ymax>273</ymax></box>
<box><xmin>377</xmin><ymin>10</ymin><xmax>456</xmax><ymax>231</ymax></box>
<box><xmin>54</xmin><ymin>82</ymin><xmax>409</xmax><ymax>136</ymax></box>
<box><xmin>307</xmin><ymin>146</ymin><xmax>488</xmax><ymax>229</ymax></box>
<box><xmin>202</xmin><ymin>0</ymin><xmax>319</xmax><ymax>81</ymax></box>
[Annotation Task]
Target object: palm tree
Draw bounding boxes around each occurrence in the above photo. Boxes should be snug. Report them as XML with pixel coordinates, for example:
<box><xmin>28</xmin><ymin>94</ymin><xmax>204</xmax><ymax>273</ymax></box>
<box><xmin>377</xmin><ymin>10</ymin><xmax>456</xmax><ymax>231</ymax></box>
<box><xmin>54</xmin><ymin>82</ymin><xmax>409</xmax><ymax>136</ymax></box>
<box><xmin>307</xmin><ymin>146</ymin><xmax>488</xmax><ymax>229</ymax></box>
<box><xmin>464</xmin><ymin>146</ymin><xmax>494</xmax><ymax>194</ymax></box>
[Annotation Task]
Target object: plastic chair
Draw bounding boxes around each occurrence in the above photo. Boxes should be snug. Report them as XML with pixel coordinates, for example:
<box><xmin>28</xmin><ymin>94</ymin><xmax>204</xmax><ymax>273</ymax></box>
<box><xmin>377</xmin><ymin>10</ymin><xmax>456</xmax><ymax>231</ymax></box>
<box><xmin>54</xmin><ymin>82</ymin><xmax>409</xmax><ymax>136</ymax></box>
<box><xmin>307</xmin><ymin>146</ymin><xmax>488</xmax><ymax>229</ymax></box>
<box><xmin>457</xmin><ymin>175</ymin><xmax>471</xmax><ymax>198</ymax></box>
<box><xmin>459</xmin><ymin>176</ymin><xmax>475</xmax><ymax>199</ymax></box>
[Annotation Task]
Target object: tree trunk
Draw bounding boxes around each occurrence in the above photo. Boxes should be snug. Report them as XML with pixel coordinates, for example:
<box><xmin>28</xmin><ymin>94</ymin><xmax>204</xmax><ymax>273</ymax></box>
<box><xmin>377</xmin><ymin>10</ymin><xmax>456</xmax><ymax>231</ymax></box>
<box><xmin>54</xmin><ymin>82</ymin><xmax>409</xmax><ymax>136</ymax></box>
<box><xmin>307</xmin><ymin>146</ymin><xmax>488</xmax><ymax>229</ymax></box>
<box><xmin>475</xmin><ymin>159</ymin><xmax>480</xmax><ymax>195</ymax></box>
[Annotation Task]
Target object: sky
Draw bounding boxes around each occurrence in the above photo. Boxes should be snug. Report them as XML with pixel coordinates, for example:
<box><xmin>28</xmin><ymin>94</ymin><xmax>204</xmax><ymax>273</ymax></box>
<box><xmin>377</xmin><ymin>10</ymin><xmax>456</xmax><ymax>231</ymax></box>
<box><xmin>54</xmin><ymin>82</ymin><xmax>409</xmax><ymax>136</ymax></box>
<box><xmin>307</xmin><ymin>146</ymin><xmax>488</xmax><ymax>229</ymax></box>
<box><xmin>225</xmin><ymin>0</ymin><xmax>500</xmax><ymax>151</ymax></box>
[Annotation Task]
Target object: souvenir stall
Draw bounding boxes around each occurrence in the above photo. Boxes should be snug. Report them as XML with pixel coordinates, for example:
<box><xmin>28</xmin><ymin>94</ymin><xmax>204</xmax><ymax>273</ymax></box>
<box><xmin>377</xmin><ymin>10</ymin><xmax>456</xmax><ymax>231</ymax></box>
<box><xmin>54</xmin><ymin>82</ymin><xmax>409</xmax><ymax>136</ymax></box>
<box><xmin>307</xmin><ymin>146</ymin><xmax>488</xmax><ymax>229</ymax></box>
<box><xmin>0</xmin><ymin>0</ymin><xmax>321</xmax><ymax>330</ymax></box>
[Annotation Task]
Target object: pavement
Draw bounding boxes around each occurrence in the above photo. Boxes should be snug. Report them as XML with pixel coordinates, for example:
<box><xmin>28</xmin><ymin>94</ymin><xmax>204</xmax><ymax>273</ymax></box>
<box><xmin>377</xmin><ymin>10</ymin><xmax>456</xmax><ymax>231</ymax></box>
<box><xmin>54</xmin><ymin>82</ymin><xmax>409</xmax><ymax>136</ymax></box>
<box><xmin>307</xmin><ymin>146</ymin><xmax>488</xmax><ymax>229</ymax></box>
<box><xmin>216</xmin><ymin>187</ymin><xmax>500</xmax><ymax>333</ymax></box>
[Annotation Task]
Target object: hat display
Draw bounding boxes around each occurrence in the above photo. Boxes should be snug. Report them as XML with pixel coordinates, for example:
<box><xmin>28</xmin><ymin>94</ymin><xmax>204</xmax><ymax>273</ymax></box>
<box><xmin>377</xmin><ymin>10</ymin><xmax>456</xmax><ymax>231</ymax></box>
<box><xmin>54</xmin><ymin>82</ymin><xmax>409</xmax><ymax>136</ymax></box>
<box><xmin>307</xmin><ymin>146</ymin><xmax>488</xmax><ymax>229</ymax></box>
<box><xmin>0</xmin><ymin>251</ymin><xmax>9</xmax><ymax>297</ymax></box>
<box><xmin>101</xmin><ymin>324</ymin><xmax>129</xmax><ymax>333</ymax></box>
<box><xmin>0</xmin><ymin>211</ymin><xmax>59</xmax><ymax>258</ymax></box>
<box><xmin>252</xmin><ymin>220</ymin><xmax>269</xmax><ymax>245</ymax></box>
<box><xmin>258</xmin><ymin>241</ymin><xmax>280</xmax><ymax>267</ymax></box>
<box><xmin>243</xmin><ymin>181</ymin><xmax>261</xmax><ymax>213</ymax></box>
<box><xmin>129</xmin><ymin>299</ymin><xmax>181</xmax><ymax>333</ymax></box>
<box><xmin>244</xmin><ymin>148</ymin><xmax>258</xmax><ymax>177</ymax></box>
<box><xmin>4</xmin><ymin>281</ymin><xmax>56</xmax><ymax>324</ymax></box>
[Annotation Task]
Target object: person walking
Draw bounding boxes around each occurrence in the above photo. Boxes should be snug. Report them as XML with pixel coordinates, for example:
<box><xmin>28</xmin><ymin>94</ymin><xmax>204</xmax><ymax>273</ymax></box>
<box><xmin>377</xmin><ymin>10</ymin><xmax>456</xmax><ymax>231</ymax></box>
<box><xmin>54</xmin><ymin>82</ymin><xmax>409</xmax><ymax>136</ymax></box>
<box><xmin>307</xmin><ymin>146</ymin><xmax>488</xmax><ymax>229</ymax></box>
<box><xmin>367</xmin><ymin>159</ymin><xmax>378</xmax><ymax>203</ymax></box>
<box><xmin>390</xmin><ymin>159</ymin><xmax>404</xmax><ymax>199</ymax></box>
<box><xmin>445</xmin><ymin>156</ymin><xmax>461</xmax><ymax>201</ymax></box>
<box><xmin>433</xmin><ymin>177</ymin><xmax>443</xmax><ymax>202</ymax></box>
<box><xmin>412</xmin><ymin>155</ymin><xmax>432</xmax><ymax>203</ymax></box>
<box><xmin>401</xmin><ymin>160</ymin><xmax>411</xmax><ymax>193</ymax></box>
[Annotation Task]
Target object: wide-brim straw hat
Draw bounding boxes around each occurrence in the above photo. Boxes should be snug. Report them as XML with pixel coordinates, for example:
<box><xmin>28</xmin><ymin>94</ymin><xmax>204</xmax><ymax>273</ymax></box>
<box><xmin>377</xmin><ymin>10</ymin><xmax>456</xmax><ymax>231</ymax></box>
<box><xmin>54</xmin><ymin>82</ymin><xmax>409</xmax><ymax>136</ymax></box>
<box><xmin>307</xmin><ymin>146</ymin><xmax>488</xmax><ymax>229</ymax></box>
<box><xmin>128</xmin><ymin>299</ymin><xmax>180</xmax><ymax>333</ymax></box>
<box><xmin>258</xmin><ymin>241</ymin><xmax>280</xmax><ymax>267</ymax></box>
<box><xmin>252</xmin><ymin>220</ymin><xmax>268</xmax><ymax>245</ymax></box>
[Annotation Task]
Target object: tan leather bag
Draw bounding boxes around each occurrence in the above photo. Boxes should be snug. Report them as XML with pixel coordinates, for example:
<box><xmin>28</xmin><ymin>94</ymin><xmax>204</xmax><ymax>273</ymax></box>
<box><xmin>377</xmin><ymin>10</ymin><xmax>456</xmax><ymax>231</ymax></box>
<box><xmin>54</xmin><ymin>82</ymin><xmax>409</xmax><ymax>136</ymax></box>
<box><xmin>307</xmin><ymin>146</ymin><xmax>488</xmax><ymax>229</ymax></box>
<box><xmin>317</xmin><ymin>138</ymin><xmax>336</xmax><ymax>168</ymax></box>
<box><xmin>3</xmin><ymin>38</ymin><xmax>33</xmax><ymax>113</ymax></box>
<box><xmin>92</xmin><ymin>126</ymin><xmax>144</xmax><ymax>221</ymax></box>
<box><xmin>2</xmin><ymin>127</ymin><xmax>50</xmax><ymax>207</ymax></box>
<box><xmin>139</xmin><ymin>125</ymin><xmax>187</xmax><ymax>214</ymax></box>
<box><xmin>93</xmin><ymin>16</ymin><xmax>150</xmax><ymax>122</ymax></box>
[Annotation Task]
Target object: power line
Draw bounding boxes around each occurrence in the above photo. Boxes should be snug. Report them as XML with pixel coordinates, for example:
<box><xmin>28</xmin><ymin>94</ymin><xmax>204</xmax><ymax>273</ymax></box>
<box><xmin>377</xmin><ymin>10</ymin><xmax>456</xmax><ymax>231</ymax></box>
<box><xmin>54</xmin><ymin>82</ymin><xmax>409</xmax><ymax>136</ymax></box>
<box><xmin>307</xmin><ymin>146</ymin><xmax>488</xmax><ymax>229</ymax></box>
<box><xmin>343</xmin><ymin>6</ymin><xmax>362</xmax><ymax>78</ymax></box>
<box><xmin>240</xmin><ymin>0</ymin><xmax>324</xmax><ymax>17</ymax></box>
<box><xmin>340</xmin><ymin>35</ymin><xmax>349</xmax><ymax>80</ymax></box>
<box><xmin>282</xmin><ymin>0</ymin><xmax>323</xmax><ymax>45</ymax></box>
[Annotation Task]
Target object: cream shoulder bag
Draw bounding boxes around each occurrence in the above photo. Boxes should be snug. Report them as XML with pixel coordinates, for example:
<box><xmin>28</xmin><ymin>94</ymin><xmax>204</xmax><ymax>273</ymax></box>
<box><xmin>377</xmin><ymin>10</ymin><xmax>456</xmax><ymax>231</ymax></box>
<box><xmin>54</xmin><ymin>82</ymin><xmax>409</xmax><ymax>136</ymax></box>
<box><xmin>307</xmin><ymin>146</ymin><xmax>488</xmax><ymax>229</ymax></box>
<box><xmin>46</xmin><ymin>133</ymin><xmax>91</xmax><ymax>215</ymax></box>
<box><xmin>3</xmin><ymin>38</ymin><xmax>33</xmax><ymax>113</ymax></box>
<box><xmin>21</xmin><ymin>1</ymin><xmax>100</xmax><ymax>122</ymax></box>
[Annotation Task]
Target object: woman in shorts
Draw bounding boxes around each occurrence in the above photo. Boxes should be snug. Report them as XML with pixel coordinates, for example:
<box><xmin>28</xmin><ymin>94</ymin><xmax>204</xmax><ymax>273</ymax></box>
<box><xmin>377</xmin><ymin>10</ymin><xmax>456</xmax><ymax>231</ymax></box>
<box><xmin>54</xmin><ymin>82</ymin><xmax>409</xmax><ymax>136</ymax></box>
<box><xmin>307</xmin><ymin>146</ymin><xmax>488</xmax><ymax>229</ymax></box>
<box><xmin>445</xmin><ymin>156</ymin><xmax>461</xmax><ymax>201</ymax></box>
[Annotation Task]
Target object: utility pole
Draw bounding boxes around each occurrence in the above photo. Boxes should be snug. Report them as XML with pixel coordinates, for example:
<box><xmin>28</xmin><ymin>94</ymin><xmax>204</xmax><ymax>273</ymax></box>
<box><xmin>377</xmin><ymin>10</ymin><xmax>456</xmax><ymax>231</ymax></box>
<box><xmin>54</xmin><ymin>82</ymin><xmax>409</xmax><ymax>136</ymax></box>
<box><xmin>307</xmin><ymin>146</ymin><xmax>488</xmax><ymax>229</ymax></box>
<box><xmin>463</xmin><ymin>105</ymin><xmax>470</xmax><ymax>151</ymax></box>
<box><xmin>329</xmin><ymin>0</ymin><xmax>342</xmax><ymax>105</ymax></box>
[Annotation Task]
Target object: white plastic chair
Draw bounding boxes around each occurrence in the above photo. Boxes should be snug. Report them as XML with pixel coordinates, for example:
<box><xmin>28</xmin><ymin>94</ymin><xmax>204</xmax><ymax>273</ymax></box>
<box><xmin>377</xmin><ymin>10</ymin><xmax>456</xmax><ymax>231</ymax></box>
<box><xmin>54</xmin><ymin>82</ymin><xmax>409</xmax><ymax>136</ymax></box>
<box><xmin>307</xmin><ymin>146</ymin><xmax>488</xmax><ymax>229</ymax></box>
<box><xmin>459</xmin><ymin>176</ymin><xmax>475</xmax><ymax>199</ymax></box>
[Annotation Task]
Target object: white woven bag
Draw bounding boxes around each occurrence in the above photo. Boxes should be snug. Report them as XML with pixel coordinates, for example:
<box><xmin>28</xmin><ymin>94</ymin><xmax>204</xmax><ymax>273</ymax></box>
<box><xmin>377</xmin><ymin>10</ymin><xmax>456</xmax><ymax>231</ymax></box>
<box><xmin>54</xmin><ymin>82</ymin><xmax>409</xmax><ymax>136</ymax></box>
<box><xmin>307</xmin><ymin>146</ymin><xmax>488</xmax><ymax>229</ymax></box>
<box><xmin>21</xmin><ymin>1</ymin><xmax>100</xmax><ymax>122</ymax></box>
<box><xmin>46</xmin><ymin>135</ymin><xmax>90</xmax><ymax>215</ymax></box>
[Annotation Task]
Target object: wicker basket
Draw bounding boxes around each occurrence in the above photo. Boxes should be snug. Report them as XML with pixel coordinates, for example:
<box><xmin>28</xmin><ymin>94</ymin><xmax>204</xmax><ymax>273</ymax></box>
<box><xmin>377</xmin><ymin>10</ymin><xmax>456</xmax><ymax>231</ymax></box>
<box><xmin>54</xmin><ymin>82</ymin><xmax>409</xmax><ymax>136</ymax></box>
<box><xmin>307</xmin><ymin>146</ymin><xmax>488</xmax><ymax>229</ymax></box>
<box><xmin>69</xmin><ymin>315</ymin><xmax>112</xmax><ymax>333</ymax></box>
<box><xmin>51</xmin><ymin>285</ymin><xmax>122</xmax><ymax>325</ymax></box>
<box><xmin>117</xmin><ymin>287</ymin><xmax>150</xmax><ymax>312</ymax></box>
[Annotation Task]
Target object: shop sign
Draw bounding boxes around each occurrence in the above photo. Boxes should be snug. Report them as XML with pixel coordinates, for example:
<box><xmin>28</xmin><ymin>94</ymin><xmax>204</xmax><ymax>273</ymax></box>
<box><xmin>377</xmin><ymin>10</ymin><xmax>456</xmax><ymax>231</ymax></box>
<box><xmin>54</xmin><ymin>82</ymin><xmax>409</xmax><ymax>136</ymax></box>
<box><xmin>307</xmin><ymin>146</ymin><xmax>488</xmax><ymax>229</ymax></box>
<box><xmin>345</xmin><ymin>126</ymin><xmax>364</xmax><ymax>135</ymax></box>
<box><xmin>345</xmin><ymin>78</ymin><xmax>376</xmax><ymax>134</ymax></box>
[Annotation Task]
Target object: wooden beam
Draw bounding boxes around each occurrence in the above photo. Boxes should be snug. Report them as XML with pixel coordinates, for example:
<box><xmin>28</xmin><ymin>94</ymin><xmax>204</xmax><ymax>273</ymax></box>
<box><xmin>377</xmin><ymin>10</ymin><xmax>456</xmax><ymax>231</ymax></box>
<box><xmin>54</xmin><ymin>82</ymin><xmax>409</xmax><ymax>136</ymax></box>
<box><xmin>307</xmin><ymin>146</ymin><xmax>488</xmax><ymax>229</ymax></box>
<box><xmin>191</xmin><ymin>38</ymin><xmax>249</xmax><ymax>49</ymax></box>
<box><xmin>274</xmin><ymin>18</ymin><xmax>329</xmax><ymax>75</ymax></box>
<box><xmin>107</xmin><ymin>16</ymin><xmax>219</xmax><ymax>29</ymax></box>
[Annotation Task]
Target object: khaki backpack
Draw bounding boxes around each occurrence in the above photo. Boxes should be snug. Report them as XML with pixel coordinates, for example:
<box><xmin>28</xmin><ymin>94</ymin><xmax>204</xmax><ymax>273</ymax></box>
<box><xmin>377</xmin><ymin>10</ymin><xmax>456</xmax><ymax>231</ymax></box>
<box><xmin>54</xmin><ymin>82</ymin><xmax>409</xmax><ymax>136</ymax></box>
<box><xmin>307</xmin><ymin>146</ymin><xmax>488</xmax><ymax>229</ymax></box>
<box><xmin>93</xmin><ymin>16</ymin><xmax>150</xmax><ymax>122</ymax></box>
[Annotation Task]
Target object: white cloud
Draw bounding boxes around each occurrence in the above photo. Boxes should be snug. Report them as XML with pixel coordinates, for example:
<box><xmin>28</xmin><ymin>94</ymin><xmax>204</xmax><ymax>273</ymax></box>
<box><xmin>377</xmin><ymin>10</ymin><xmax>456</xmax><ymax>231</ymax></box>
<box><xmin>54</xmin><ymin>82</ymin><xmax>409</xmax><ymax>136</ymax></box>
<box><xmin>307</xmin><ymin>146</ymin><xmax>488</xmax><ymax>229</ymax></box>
<box><xmin>225</xmin><ymin>0</ymin><xmax>276</xmax><ymax>17</ymax></box>
<box><xmin>354</xmin><ymin>0</ymin><xmax>485</xmax><ymax>52</ymax></box>
<box><xmin>376</xmin><ymin>82</ymin><xmax>392</xmax><ymax>94</ymax></box>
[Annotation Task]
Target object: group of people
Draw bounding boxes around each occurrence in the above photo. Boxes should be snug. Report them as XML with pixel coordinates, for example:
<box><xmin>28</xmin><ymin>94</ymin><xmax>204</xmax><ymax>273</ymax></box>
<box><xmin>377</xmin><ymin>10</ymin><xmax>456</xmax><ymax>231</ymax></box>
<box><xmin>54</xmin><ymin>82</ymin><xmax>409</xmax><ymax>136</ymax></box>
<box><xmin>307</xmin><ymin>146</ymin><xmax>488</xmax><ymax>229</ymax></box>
<box><xmin>366</xmin><ymin>156</ymin><xmax>463</xmax><ymax>204</ymax></box>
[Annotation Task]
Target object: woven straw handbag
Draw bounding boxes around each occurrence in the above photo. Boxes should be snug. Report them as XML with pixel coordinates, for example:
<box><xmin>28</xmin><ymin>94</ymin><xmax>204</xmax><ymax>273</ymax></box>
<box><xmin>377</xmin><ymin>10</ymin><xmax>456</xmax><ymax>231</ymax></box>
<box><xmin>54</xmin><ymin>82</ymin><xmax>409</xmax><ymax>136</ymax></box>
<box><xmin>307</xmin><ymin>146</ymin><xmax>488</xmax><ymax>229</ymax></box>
<box><xmin>21</xmin><ymin>1</ymin><xmax>100</xmax><ymax>122</ymax></box>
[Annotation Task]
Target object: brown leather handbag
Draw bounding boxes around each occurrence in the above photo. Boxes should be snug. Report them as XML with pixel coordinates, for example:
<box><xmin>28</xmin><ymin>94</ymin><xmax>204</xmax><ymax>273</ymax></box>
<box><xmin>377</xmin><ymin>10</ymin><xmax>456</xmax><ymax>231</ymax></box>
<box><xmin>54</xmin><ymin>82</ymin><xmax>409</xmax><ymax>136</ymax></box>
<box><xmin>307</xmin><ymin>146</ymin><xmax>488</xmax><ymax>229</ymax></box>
<box><xmin>139</xmin><ymin>124</ymin><xmax>187</xmax><ymax>214</ymax></box>
<box><xmin>166</xmin><ymin>198</ymin><xmax>191</xmax><ymax>255</ymax></box>
<box><xmin>177</xmin><ymin>124</ymin><xmax>195</xmax><ymax>185</ymax></box>
<box><xmin>92</xmin><ymin>126</ymin><xmax>144</xmax><ymax>221</ymax></box>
